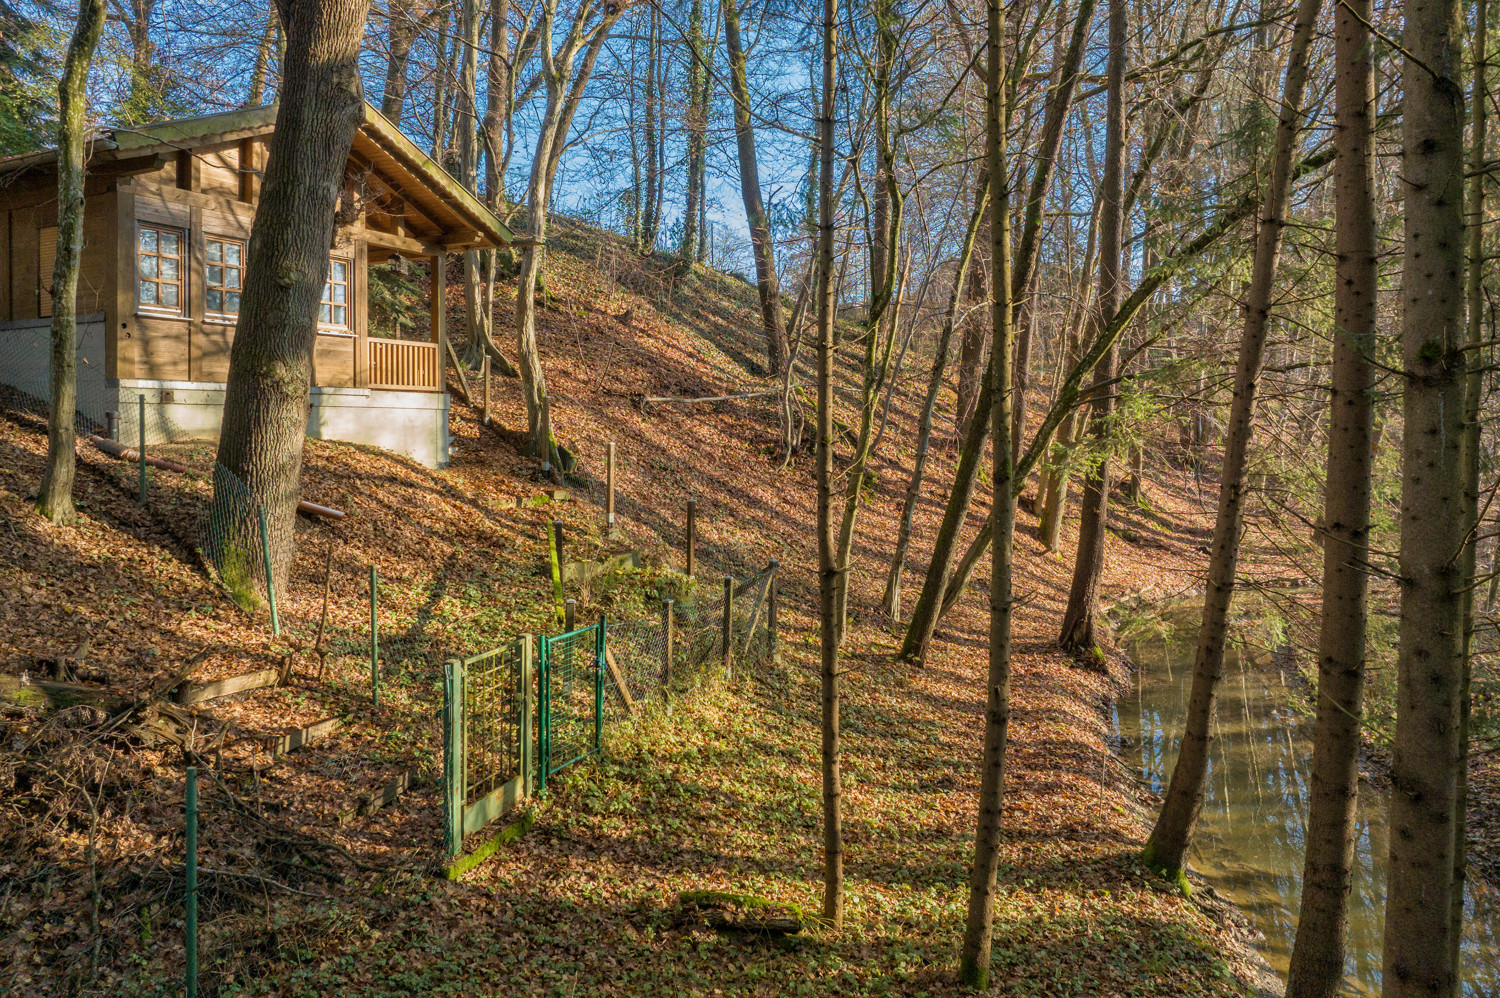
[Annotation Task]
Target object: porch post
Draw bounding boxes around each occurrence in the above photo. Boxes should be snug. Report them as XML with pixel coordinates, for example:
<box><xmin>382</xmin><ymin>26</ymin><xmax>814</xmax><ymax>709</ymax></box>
<box><xmin>430</xmin><ymin>253</ymin><xmax>447</xmax><ymax>391</ymax></box>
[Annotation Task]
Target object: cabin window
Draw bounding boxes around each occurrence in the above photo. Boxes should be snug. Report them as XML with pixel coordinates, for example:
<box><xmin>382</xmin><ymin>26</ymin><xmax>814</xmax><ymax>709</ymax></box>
<box><xmin>137</xmin><ymin>224</ymin><xmax>185</xmax><ymax>315</ymax></box>
<box><xmin>205</xmin><ymin>237</ymin><xmax>244</xmax><ymax>318</ymax></box>
<box><xmin>320</xmin><ymin>258</ymin><xmax>350</xmax><ymax>329</ymax></box>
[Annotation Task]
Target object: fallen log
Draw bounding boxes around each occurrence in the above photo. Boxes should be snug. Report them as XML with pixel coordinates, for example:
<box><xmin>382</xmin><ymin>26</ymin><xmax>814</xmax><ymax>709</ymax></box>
<box><xmin>85</xmin><ymin>435</ymin><xmax>346</xmax><ymax>520</ymax></box>
<box><xmin>676</xmin><ymin>891</ymin><xmax>803</xmax><ymax>935</ymax></box>
<box><xmin>337</xmin><ymin>769</ymin><xmax>417</xmax><ymax>827</ymax></box>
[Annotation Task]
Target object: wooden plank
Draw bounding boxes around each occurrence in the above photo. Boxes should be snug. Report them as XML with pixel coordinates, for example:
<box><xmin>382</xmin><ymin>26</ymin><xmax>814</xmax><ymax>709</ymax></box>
<box><xmin>462</xmin><ymin>774</ymin><xmax>524</xmax><ymax>836</ymax></box>
<box><xmin>1</xmin><ymin>209</ymin><xmax>10</xmax><ymax>321</ymax></box>
<box><xmin>111</xmin><ymin>185</ymin><xmax>135</xmax><ymax>378</ymax></box>
<box><xmin>267</xmin><ymin>716</ymin><xmax>343</xmax><ymax>759</ymax></box>
<box><xmin>337</xmin><ymin>768</ymin><xmax>417</xmax><ymax>826</ymax></box>
<box><xmin>603</xmin><ymin>648</ymin><xmax>637</xmax><ymax>716</ymax></box>
<box><xmin>443</xmin><ymin>809</ymin><xmax>535</xmax><ymax>881</ymax></box>
<box><xmin>176</xmin><ymin>667</ymin><xmax>281</xmax><ymax>705</ymax></box>
<box><xmin>10</xmin><ymin>207</ymin><xmax>36</xmax><ymax>320</ymax></box>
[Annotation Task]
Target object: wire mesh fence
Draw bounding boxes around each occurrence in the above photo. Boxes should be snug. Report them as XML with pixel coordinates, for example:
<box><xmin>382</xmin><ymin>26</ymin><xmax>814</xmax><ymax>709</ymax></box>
<box><xmin>541</xmin><ymin>623</ymin><xmax>604</xmax><ymax>782</ymax></box>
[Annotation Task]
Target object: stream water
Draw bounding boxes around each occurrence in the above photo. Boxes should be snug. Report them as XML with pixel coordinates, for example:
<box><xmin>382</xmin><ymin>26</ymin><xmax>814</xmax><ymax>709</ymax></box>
<box><xmin>1116</xmin><ymin>611</ymin><xmax>1500</xmax><ymax>996</ymax></box>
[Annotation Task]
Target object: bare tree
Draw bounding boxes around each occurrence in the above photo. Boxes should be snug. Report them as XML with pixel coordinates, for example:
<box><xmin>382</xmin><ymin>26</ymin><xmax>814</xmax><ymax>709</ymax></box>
<box><xmin>35</xmin><ymin>0</ymin><xmax>107</xmax><ymax>527</ymax></box>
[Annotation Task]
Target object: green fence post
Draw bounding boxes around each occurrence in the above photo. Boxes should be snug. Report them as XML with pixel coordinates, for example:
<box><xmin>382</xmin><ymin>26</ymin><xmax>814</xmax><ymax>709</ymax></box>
<box><xmin>185</xmin><ymin>765</ymin><xmax>198</xmax><ymax>998</ymax></box>
<box><xmin>595</xmin><ymin>616</ymin><xmax>606</xmax><ymax>757</ymax></box>
<box><xmin>443</xmin><ymin>659</ymin><xmax>464</xmax><ymax>858</ymax></box>
<box><xmin>548</xmin><ymin>523</ymin><xmax>565</xmax><ymax>626</ymax></box>
<box><xmin>537</xmin><ymin>636</ymin><xmax>549</xmax><ymax>792</ymax></box>
<box><xmin>137</xmin><ymin>394</ymin><xmax>147</xmax><ymax>505</ymax></box>
<box><xmin>520</xmin><ymin>635</ymin><xmax>534</xmax><ymax>798</ymax></box>
<box><xmin>369</xmin><ymin>565</ymin><xmax>379</xmax><ymax>706</ymax></box>
<box><xmin>257</xmin><ymin>506</ymin><xmax>280</xmax><ymax>636</ymax></box>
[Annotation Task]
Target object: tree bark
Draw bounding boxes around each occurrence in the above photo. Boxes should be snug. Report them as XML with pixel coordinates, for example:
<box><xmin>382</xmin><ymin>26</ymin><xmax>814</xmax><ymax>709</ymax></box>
<box><xmin>35</xmin><ymin>0</ymin><xmax>106</xmax><ymax>527</ymax></box>
<box><xmin>1380</xmin><ymin>0</ymin><xmax>1469</xmax><ymax>987</ymax></box>
<box><xmin>209</xmin><ymin>0</ymin><xmax>371</xmax><ymax>592</ymax></box>
<box><xmin>679</xmin><ymin>0</ymin><xmax>708</xmax><ymax>271</ymax></box>
<box><xmin>958</xmin><ymin>0</ymin><xmax>1013</xmax><ymax>980</ymax></box>
<box><xmin>1056</xmin><ymin>0</ymin><xmax>1127</xmax><ymax>658</ymax></box>
<box><xmin>1141</xmin><ymin>0</ymin><xmax>1323</xmax><ymax>875</ymax></box>
<box><xmin>1283</xmin><ymin>0</ymin><xmax>1377</xmax><ymax>988</ymax></box>
<box><xmin>722</xmin><ymin>0</ymin><xmax>785</xmax><ymax>375</ymax></box>
<box><xmin>381</xmin><ymin>0</ymin><xmax>415</xmax><ymax>120</ymax></box>
<box><xmin>640</xmin><ymin>6</ymin><xmax>661</xmax><ymax>252</ymax></box>
<box><xmin>816</xmin><ymin>0</ymin><xmax>843</xmax><ymax>929</ymax></box>
<box><xmin>882</xmin><ymin>171</ymin><xmax>989</xmax><ymax>620</ymax></box>
<box><xmin>245</xmin><ymin>5</ymin><xmax>278</xmax><ymax>107</ymax></box>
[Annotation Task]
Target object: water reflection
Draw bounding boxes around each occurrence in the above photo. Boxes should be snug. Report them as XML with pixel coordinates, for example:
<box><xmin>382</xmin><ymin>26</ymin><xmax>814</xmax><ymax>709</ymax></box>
<box><xmin>1117</xmin><ymin>613</ymin><xmax>1500</xmax><ymax>996</ymax></box>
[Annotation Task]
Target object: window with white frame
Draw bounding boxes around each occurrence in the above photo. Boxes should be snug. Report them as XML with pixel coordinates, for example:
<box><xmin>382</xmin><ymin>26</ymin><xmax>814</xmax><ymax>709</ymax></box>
<box><xmin>320</xmin><ymin>258</ymin><xmax>350</xmax><ymax>329</ymax></box>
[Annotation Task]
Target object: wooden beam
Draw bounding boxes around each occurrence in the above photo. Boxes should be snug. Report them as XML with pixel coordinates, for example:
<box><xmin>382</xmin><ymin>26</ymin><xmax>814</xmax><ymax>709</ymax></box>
<box><xmin>356</xmin><ymin>225</ymin><xmax>442</xmax><ymax>258</ymax></box>
<box><xmin>267</xmin><ymin>716</ymin><xmax>343</xmax><ymax>759</ymax></box>
<box><xmin>176</xmin><ymin>668</ymin><xmax>281</xmax><ymax>705</ymax></box>
<box><xmin>337</xmin><ymin>768</ymin><xmax>417</xmax><ymax>826</ymax></box>
<box><xmin>604</xmin><ymin>648</ymin><xmax>637</xmax><ymax>715</ymax></box>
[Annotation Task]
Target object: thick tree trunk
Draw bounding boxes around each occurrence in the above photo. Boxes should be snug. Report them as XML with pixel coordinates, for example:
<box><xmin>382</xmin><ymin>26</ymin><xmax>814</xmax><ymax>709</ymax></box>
<box><xmin>1141</xmin><ymin>0</ymin><xmax>1323</xmax><ymax>877</ymax></box>
<box><xmin>210</xmin><ymin>0</ymin><xmax>371</xmax><ymax>593</ymax></box>
<box><xmin>1380</xmin><ymin>0</ymin><xmax>1469</xmax><ymax>988</ymax></box>
<box><xmin>816</xmin><ymin>0</ymin><xmax>842</xmax><ymax>929</ymax></box>
<box><xmin>36</xmin><ymin>0</ymin><xmax>106</xmax><ymax>527</ymax></box>
<box><xmin>380</xmin><ymin>0</ymin><xmax>414</xmax><ymax>120</ymax></box>
<box><xmin>722</xmin><ymin>0</ymin><xmax>785</xmax><ymax>375</ymax></box>
<box><xmin>958</xmin><ymin>0</ymin><xmax>1013</xmax><ymax>980</ymax></box>
<box><xmin>679</xmin><ymin>0</ymin><xmax>707</xmax><ymax>271</ymax></box>
<box><xmin>1057</xmin><ymin>0</ymin><xmax>1127</xmax><ymax>658</ymax></box>
<box><xmin>1283</xmin><ymin>0</ymin><xmax>1377</xmax><ymax>989</ymax></box>
<box><xmin>882</xmin><ymin>172</ymin><xmax>989</xmax><ymax>620</ymax></box>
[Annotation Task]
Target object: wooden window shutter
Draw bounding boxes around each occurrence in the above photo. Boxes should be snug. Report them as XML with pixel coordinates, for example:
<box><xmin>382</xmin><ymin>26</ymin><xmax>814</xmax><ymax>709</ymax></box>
<box><xmin>38</xmin><ymin>225</ymin><xmax>57</xmax><ymax>317</ymax></box>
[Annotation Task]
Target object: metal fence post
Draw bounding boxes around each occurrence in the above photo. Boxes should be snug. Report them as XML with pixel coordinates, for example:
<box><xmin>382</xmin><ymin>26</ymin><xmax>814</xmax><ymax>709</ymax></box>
<box><xmin>257</xmin><ymin>506</ymin><xmax>280</xmax><ymax>636</ymax></box>
<box><xmin>595</xmin><ymin>616</ymin><xmax>606</xmax><ymax>757</ymax></box>
<box><xmin>662</xmin><ymin>599</ymin><xmax>674</xmax><ymax>694</ymax></box>
<box><xmin>519</xmin><ymin>635</ymin><xmax>534</xmax><ymax>798</ymax></box>
<box><xmin>443</xmin><ymin>659</ymin><xmax>467</xmax><ymax>857</ymax></box>
<box><xmin>537</xmin><ymin>636</ymin><xmax>549</xmax><ymax>792</ymax></box>
<box><xmin>605</xmin><ymin>441</ymin><xmax>616</xmax><ymax>526</ymax></box>
<box><xmin>104</xmin><ymin>410</ymin><xmax>117</xmax><ymax>441</ymax></box>
<box><xmin>369</xmin><ymin>565</ymin><xmax>379</xmax><ymax>705</ymax></box>
<box><xmin>768</xmin><ymin>560</ymin><xmax>780</xmax><ymax>661</ymax></box>
<box><xmin>137</xmin><ymin>394</ymin><xmax>147</xmax><ymax>505</ymax></box>
<box><xmin>722</xmin><ymin>575</ymin><xmax>734</xmax><ymax>677</ymax></box>
<box><xmin>185</xmin><ymin>765</ymin><xmax>198</xmax><ymax>998</ymax></box>
<box><xmin>686</xmin><ymin>499</ymin><xmax>696</xmax><ymax>576</ymax></box>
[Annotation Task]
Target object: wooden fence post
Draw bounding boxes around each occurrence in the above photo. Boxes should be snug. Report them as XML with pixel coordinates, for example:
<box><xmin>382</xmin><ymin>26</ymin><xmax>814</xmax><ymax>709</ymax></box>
<box><xmin>686</xmin><ymin>499</ymin><xmax>696</xmax><ymax>576</ymax></box>
<box><xmin>565</xmin><ymin>597</ymin><xmax>576</xmax><ymax>633</ymax></box>
<box><xmin>768</xmin><ymin>559</ymin><xmax>780</xmax><ymax>661</ymax></box>
<box><xmin>722</xmin><ymin>574</ymin><xmax>734</xmax><ymax>676</ymax></box>
<box><xmin>443</xmin><ymin>659</ymin><xmax>465</xmax><ymax>858</ymax></box>
<box><xmin>539</xmin><ymin>394</ymin><xmax>552</xmax><ymax>475</ymax></box>
<box><xmin>481</xmin><ymin>354</ymin><xmax>491</xmax><ymax>425</ymax></box>
<box><xmin>606</xmin><ymin>440</ymin><xmax>616</xmax><ymax>526</ymax></box>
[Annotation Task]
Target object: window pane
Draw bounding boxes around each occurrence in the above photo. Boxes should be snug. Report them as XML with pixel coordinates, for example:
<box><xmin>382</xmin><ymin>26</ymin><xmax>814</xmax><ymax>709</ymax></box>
<box><xmin>333</xmin><ymin>283</ymin><xmax>346</xmax><ymax>304</ymax></box>
<box><xmin>139</xmin><ymin>281</ymin><xmax>157</xmax><ymax>304</ymax></box>
<box><xmin>331</xmin><ymin>261</ymin><xmax>347</xmax><ymax>281</ymax></box>
<box><xmin>333</xmin><ymin>306</ymin><xmax>346</xmax><ymax>326</ymax></box>
<box><xmin>162</xmin><ymin>284</ymin><xmax>179</xmax><ymax>307</ymax></box>
<box><xmin>207</xmin><ymin>289</ymin><xmax>222</xmax><ymax>312</ymax></box>
<box><xmin>139</xmin><ymin>256</ymin><xmax>158</xmax><ymax>277</ymax></box>
<box><xmin>160</xmin><ymin>232</ymin><xmax>179</xmax><ymax>256</ymax></box>
<box><xmin>225</xmin><ymin>292</ymin><xmax>240</xmax><ymax>314</ymax></box>
<box><xmin>207</xmin><ymin>265</ymin><xmax>222</xmax><ymax>286</ymax></box>
<box><xmin>226</xmin><ymin>243</ymin><xmax>242</xmax><ymax>266</ymax></box>
<box><xmin>319</xmin><ymin>304</ymin><xmax>331</xmax><ymax>323</ymax></box>
<box><xmin>226</xmin><ymin>269</ymin><xmax>240</xmax><ymax>290</ymax></box>
<box><xmin>161</xmin><ymin>256</ymin><xmax>178</xmax><ymax>280</ymax></box>
<box><xmin>207</xmin><ymin>241</ymin><xmax>222</xmax><ymax>264</ymax></box>
<box><xmin>139</xmin><ymin>228</ymin><xmax>157</xmax><ymax>252</ymax></box>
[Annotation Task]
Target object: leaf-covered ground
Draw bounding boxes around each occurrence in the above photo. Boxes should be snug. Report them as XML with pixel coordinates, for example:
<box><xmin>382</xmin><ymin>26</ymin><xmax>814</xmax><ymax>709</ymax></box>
<box><xmin>4</xmin><ymin>220</ymin><xmax>1305</xmax><ymax>996</ymax></box>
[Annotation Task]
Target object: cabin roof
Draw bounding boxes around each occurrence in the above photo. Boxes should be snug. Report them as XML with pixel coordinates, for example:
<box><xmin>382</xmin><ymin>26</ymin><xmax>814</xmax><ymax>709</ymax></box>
<box><xmin>0</xmin><ymin>104</ymin><xmax>512</xmax><ymax>249</ymax></box>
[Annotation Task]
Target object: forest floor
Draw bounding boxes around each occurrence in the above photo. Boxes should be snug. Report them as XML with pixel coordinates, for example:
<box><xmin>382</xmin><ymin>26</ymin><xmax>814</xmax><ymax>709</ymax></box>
<box><xmin>0</xmin><ymin>218</ymin><xmax>1424</xmax><ymax>997</ymax></box>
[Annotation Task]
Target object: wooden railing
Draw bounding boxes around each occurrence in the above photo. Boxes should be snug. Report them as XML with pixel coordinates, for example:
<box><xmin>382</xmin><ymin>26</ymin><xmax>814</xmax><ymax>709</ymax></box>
<box><xmin>368</xmin><ymin>337</ymin><xmax>440</xmax><ymax>392</ymax></box>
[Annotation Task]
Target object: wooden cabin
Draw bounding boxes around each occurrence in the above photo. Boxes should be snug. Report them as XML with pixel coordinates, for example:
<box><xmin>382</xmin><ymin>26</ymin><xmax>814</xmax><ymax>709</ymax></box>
<box><xmin>0</xmin><ymin>103</ymin><xmax>511</xmax><ymax>468</ymax></box>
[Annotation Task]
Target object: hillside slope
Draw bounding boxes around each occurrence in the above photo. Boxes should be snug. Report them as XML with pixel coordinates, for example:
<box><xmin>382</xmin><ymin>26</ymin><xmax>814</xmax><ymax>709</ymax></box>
<box><xmin>0</xmin><ymin>219</ymin><xmax>1273</xmax><ymax>997</ymax></box>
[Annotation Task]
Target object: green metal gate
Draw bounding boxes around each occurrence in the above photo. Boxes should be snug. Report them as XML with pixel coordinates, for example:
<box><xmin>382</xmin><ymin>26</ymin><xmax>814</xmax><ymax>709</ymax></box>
<box><xmin>442</xmin><ymin>636</ymin><xmax>533</xmax><ymax>860</ymax></box>
<box><xmin>538</xmin><ymin>620</ymin><xmax>605</xmax><ymax>791</ymax></box>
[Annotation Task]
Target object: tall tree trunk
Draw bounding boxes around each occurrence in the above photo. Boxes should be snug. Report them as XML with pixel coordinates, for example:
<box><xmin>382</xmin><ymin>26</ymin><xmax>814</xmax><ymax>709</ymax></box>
<box><xmin>209</xmin><ymin>0</ymin><xmax>372</xmax><ymax>592</ymax></box>
<box><xmin>381</xmin><ymin>0</ymin><xmax>414</xmax><ymax>120</ymax></box>
<box><xmin>958</xmin><ymin>0</ymin><xmax>1014</xmax><ymax>979</ymax></box>
<box><xmin>640</xmin><ymin>6</ymin><xmax>660</xmax><ymax>251</ymax></box>
<box><xmin>680</xmin><ymin>0</ymin><xmax>707</xmax><ymax>270</ymax></box>
<box><xmin>816</xmin><ymin>0</ymin><xmax>843</xmax><ymax>929</ymax></box>
<box><xmin>245</xmin><ymin>5</ymin><xmax>278</xmax><ymax>107</ymax></box>
<box><xmin>1283</xmin><ymin>0</ymin><xmax>1377</xmax><ymax>987</ymax></box>
<box><xmin>1380</xmin><ymin>0</ymin><xmax>1469</xmax><ymax>985</ymax></box>
<box><xmin>457</xmin><ymin>0</ymin><xmax>485</xmax><ymax>356</ymax></box>
<box><xmin>1140</xmin><ymin>0</ymin><xmax>1323</xmax><ymax>876</ymax></box>
<box><xmin>431</xmin><ymin>11</ymin><xmax>452</xmax><ymax>162</ymax></box>
<box><xmin>1452</xmin><ymin>0</ymin><xmax>1488</xmax><ymax>981</ymax></box>
<box><xmin>1056</xmin><ymin>0</ymin><xmax>1127</xmax><ymax>658</ymax></box>
<box><xmin>882</xmin><ymin>171</ymin><xmax>989</xmax><ymax>619</ymax></box>
<box><xmin>723</xmin><ymin>0</ymin><xmax>786</xmax><ymax>374</ymax></box>
<box><xmin>954</xmin><ymin>258</ymin><xmax>988</xmax><ymax>437</ymax></box>
<box><xmin>36</xmin><ymin>0</ymin><xmax>106</xmax><ymax>527</ymax></box>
